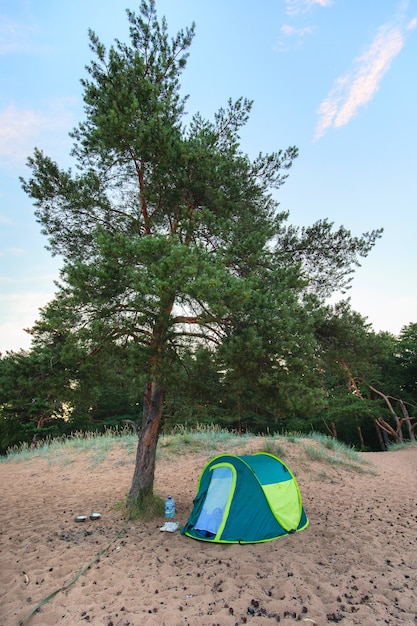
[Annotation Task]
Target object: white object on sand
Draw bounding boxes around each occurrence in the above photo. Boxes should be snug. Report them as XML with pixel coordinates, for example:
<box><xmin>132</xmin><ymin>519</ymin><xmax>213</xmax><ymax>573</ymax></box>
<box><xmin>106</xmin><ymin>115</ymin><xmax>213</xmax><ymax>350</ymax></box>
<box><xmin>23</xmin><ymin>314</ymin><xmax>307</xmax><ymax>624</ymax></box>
<box><xmin>160</xmin><ymin>521</ymin><xmax>179</xmax><ymax>532</ymax></box>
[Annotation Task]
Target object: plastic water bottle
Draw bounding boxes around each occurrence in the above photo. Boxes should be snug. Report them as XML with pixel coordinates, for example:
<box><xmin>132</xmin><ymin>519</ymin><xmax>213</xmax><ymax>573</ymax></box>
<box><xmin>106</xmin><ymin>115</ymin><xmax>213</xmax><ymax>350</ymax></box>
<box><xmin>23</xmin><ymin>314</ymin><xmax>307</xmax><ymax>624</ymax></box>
<box><xmin>165</xmin><ymin>496</ymin><xmax>175</xmax><ymax>519</ymax></box>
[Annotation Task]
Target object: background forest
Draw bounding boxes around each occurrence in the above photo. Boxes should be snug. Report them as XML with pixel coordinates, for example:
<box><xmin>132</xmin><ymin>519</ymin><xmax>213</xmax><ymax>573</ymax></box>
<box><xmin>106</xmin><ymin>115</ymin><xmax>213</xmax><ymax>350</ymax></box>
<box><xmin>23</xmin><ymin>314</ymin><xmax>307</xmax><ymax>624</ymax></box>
<box><xmin>1</xmin><ymin>312</ymin><xmax>416</xmax><ymax>454</ymax></box>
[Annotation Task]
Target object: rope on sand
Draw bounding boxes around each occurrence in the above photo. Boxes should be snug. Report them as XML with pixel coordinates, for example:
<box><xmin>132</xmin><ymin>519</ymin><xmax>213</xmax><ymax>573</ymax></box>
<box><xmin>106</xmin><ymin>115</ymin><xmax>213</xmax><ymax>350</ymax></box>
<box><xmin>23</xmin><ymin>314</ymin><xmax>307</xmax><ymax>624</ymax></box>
<box><xmin>16</xmin><ymin>520</ymin><xmax>129</xmax><ymax>626</ymax></box>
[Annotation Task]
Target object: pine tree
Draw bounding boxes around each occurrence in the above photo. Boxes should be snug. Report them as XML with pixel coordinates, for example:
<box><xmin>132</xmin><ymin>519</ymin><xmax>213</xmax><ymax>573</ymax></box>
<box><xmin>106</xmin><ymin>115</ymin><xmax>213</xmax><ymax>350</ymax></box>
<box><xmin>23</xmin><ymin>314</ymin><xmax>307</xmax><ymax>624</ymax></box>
<box><xmin>21</xmin><ymin>1</ymin><xmax>380</xmax><ymax>513</ymax></box>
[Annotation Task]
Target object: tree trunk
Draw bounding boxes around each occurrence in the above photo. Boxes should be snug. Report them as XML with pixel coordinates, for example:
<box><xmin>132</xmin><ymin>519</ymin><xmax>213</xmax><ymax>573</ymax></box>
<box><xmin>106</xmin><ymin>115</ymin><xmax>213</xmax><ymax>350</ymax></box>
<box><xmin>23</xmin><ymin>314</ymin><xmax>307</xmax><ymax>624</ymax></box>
<box><xmin>374</xmin><ymin>420</ymin><xmax>385</xmax><ymax>450</ymax></box>
<box><xmin>367</xmin><ymin>384</ymin><xmax>404</xmax><ymax>443</ymax></box>
<box><xmin>399</xmin><ymin>399</ymin><xmax>416</xmax><ymax>441</ymax></box>
<box><xmin>357</xmin><ymin>425</ymin><xmax>365</xmax><ymax>449</ymax></box>
<box><xmin>127</xmin><ymin>381</ymin><xmax>164</xmax><ymax>509</ymax></box>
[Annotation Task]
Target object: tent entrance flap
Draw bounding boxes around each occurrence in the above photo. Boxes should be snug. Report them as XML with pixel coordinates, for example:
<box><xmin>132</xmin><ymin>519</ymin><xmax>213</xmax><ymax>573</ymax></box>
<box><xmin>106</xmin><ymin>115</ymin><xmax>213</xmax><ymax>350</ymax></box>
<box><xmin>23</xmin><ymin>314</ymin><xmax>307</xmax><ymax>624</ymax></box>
<box><xmin>194</xmin><ymin>466</ymin><xmax>233</xmax><ymax>536</ymax></box>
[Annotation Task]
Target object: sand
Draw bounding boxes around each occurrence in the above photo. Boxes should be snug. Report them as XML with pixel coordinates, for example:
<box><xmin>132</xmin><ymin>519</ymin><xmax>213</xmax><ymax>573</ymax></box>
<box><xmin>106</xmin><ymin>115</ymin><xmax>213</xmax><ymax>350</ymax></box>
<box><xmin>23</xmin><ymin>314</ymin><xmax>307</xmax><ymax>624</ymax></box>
<box><xmin>1</xmin><ymin>439</ymin><xmax>416</xmax><ymax>626</ymax></box>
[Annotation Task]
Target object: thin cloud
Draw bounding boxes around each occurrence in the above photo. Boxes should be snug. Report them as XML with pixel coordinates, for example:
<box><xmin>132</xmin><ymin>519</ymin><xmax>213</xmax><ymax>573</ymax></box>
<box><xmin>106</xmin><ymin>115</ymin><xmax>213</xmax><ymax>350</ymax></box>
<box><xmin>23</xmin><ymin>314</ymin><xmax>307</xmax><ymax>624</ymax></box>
<box><xmin>0</xmin><ymin>101</ymin><xmax>76</xmax><ymax>165</ymax></box>
<box><xmin>407</xmin><ymin>16</ymin><xmax>417</xmax><ymax>30</ymax></box>
<box><xmin>0</xmin><ymin>15</ymin><xmax>36</xmax><ymax>55</ymax></box>
<box><xmin>0</xmin><ymin>105</ymin><xmax>45</xmax><ymax>161</ymax></box>
<box><xmin>277</xmin><ymin>0</ymin><xmax>330</xmax><ymax>50</ymax></box>
<box><xmin>285</xmin><ymin>0</ymin><xmax>332</xmax><ymax>17</ymax></box>
<box><xmin>281</xmin><ymin>24</ymin><xmax>315</xmax><ymax>37</ymax></box>
<box><xmin>0</xmin><ymin>247</ymin><xmax>26</xmax><ymax>258</ymax></box>
<box><xmin>314</xmin><ymin>20</ymin><xmax>408</xmax><ymax>140</ymax></box>
<box><xmin>275</xmin><ymin>23</ymin><xmax>316</xmax><ymax>50</ymax></box>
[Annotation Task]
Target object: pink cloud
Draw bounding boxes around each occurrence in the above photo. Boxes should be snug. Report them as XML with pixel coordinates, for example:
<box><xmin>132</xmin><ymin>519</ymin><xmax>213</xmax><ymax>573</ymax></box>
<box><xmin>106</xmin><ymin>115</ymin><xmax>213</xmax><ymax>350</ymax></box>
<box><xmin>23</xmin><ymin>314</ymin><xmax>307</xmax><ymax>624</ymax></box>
<box><xmin>314</xmin><ymin>22</ymin><xmax>406</xmax><ymax>139</ymax></box>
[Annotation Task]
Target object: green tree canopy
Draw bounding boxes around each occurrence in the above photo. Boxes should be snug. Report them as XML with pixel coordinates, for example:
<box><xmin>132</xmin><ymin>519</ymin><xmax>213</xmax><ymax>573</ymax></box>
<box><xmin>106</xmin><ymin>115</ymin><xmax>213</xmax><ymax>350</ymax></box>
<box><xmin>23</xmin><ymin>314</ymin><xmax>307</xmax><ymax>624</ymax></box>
<box><xmin>21</xmin><ymin>1</ymin><xmax>381</xmax><ymax>513</ymax></box>
<box><xmin>396</xmin><ymin>323</ymin><xmax>417</xmax><ymax>400</ymax></box>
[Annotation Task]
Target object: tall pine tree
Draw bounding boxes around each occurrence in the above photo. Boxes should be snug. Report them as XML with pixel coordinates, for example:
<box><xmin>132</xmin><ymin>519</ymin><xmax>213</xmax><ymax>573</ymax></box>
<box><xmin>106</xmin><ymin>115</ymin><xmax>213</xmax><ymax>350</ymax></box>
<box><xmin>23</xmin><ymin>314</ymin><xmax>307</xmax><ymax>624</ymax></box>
<box><xmin>22</xmin><ymin>1</ymin><xmax>380</xmax><ymax>513</ymax></box>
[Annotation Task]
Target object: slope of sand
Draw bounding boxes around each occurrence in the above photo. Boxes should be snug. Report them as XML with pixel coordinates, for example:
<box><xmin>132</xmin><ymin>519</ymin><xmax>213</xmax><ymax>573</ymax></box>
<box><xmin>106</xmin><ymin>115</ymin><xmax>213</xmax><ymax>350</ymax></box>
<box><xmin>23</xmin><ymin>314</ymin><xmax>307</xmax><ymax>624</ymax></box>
<box><xmin>1</xmin><ymin>438</ymin><xmax>416</xmax><ymax>626</ymax></box>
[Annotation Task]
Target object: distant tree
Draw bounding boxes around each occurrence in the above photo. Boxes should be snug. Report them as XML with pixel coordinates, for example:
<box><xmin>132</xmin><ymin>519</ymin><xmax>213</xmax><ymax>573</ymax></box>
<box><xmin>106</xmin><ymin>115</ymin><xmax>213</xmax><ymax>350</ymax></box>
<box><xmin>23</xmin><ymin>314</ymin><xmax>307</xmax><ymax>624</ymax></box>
<box><xmin>314</xmin><ymin>302</ymin><xmax>415</xmax><ymax>448</ymax></box>
<box><xmin>396</xmin><ymin>323</ymin><xmax>417</xmax><ymax>400</ymax></box>
<box><xmin>0</xmin><ymin>348</ymin><xmax>69</xmax><ymax>452</ymax></box>
<box><xmin>28</xmin><ymin>300</ymin><xmax>146</xmax><ymax>426</ymax></box>
<box><xmin>21</xmin><ymin>1</ymin><xmax>381</xmax><ymax>513</ymax></box>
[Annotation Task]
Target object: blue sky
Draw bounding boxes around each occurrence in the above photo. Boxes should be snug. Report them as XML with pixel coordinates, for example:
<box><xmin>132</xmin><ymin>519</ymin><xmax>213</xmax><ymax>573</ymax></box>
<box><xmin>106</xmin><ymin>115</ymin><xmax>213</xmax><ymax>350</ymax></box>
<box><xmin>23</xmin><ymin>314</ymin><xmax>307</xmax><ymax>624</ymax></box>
<box><xmin>1</xmin><ymin>0</ymin><xmax>416</xmax><ymax>353</ymax></box>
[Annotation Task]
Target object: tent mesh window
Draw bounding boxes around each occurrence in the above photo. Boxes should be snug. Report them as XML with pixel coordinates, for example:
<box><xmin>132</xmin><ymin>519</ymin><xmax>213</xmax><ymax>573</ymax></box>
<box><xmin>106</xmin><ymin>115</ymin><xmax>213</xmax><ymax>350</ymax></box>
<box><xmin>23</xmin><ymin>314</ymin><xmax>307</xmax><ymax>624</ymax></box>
<box><xmin>194</xmin><ymin>465</ymin><xmax>234</xmax><ymax>537</ymax></box>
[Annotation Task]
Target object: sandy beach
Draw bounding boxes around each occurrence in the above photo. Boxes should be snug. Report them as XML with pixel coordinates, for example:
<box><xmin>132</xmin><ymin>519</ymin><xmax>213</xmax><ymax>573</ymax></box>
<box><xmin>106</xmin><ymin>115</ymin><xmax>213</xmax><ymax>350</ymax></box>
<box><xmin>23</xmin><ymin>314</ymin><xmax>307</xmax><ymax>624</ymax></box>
<box><xmin>1</xmin><ymin>438</ymin><xmax>416</xmax><ymax>626</ymax></box>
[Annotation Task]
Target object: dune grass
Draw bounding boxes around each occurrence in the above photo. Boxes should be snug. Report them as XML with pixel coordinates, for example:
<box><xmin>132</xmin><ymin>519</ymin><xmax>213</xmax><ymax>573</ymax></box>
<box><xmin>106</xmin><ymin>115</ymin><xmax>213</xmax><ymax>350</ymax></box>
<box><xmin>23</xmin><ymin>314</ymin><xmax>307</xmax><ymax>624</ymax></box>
<box><xmin>0</xmin><ymin>424</ymin><xmax>373</xmax><ymax>474</ymax></box>
<box><xmin>1</xmin><ymin>426</ymin><xmax>135</xmax><ymax>464</ymax></box>
<box><xmin>301</xmin><ymin>431</ymin><xmax>372</xmax><ymax>473</ymax></box>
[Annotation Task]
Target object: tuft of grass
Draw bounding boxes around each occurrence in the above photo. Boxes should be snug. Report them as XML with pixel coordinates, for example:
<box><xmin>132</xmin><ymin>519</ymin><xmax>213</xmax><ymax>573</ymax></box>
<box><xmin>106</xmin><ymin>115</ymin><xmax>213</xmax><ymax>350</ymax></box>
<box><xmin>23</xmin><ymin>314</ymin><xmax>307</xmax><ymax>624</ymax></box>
<box><xmin>124</xmin><ymin>492</ymin><xmax>165</xmax><ymax>521</ymax></box>
<box><xmin>281</xmin><ymin>431</ymin><xmax>304</xmax><ymax>444</ymax></box>
<box><xmin>260</xmin><ymin>438</ymin><xmax>287</xmax><ymax>459</ymax></box>
<box><xmin>307</xmin><ymin>432</ymin><xmax>361</xmax><ymax>459</ymax></box>
<box><xmin>1</xmin><ymin>426</ymin><xmax>134</xmax><ymax>464</ymax></box>
<box><xmin>303</xmin><ymin>443</ymin><xmax>329</xmax><ymax>463</ymax></box>
<box><xmin>157</xmin><ymin>423</ymin><xmax>249</xmax><ymax>458</ymax></box>
<box><xmin>302</xmin><ymin>433</ymin><xmax>372</xmax><ymax>473</ymax></box>
<box><xmin>387</xmin><ymin>440</ymin><xmax>417</xmax><ymax>451</ymax></box>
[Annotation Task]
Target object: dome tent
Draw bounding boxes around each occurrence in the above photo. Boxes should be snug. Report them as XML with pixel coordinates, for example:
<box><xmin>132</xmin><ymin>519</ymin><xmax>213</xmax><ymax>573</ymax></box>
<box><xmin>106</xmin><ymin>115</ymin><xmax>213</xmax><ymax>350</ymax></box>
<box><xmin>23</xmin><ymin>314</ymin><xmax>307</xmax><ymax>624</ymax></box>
<box><xmin>181</xmin><ymin>452</ymin><xmax>308</xmax><ymax>544</ymax></box>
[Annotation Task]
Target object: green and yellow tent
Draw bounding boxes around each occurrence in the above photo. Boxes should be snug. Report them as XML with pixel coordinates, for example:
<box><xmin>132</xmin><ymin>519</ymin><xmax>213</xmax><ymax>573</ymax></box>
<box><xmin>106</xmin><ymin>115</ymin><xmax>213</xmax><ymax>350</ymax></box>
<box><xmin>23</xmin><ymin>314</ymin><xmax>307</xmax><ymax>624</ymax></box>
<box><xmin>181</xmin><ymin>452</ymin><xmax>308</xmax><ymax>544</ymax></box>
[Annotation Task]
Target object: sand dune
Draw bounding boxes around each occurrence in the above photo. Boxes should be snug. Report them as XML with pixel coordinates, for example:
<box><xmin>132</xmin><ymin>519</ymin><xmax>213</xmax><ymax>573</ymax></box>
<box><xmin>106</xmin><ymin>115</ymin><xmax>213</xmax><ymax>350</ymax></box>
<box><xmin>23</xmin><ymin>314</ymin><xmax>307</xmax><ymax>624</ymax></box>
<box><xmin>1</xmin><ymin>438</ymin><xmax>416</xmax><ymax>625</ymax></box>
